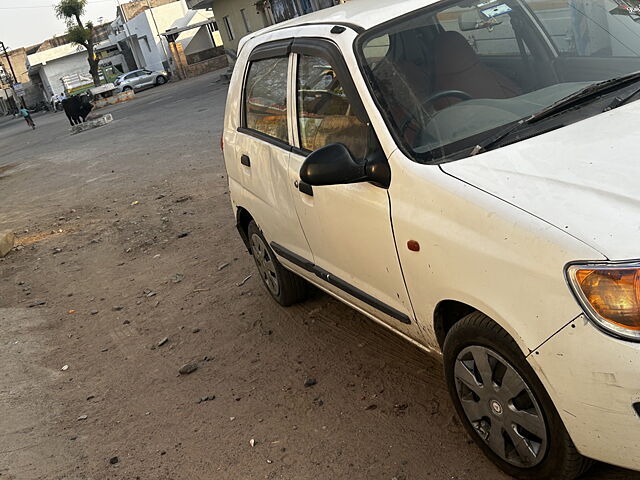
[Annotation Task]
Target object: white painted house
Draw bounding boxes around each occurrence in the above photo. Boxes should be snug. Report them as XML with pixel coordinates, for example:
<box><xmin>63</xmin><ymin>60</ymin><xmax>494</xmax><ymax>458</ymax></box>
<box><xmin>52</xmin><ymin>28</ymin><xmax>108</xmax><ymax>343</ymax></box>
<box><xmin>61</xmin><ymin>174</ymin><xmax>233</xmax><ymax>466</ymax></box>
<box><xmin>109</xmin><ymin>0</ymin><xmax>217</xmax><ymax>73</ymax></box>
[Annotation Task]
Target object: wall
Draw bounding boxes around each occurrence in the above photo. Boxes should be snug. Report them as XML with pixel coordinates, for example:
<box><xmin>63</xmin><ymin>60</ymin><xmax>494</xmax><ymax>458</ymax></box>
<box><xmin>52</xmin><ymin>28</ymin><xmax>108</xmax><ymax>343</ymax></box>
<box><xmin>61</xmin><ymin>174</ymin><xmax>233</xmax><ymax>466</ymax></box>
<box><xmin>119</xmin><ymin>0</ymin><xmax>180</xmax><ymax>21</ymax></box>
<box><xmin>211</xmin><ymin>0</ymin><xmax>272</xmax><ymax>52</ymax></box>
<box><xmin>36</xmin><ymin>50</ymin><xmax>90</xmax><ymax>96</ymax></box>
<box><xmin>122</xmin><ymin>1</ymin><xmax>190</xmax><ymax>71</ymax></box>
<box><xmin>0</xmin><ymin>48</ymin><xmax>30</xmax><ymax>85</ymax></box>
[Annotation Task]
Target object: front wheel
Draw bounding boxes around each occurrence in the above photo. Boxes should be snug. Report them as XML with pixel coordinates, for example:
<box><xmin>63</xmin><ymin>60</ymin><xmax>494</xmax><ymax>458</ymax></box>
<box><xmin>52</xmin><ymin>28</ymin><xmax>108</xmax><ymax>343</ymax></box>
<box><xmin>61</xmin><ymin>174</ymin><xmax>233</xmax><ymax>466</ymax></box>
<box><xmin>443</xmin><ymin>312</ymin><xmax>592</xmax><ymax>480</ymax></box>
<box><xmin>156</xmin><ymin>76</ymin><xmax>167</xmax><ymax>85</ymax></box>
<box><xmin>247</xmin><ymin>221</ymin><xmax>307</xmax><ymax>306</ymax></box>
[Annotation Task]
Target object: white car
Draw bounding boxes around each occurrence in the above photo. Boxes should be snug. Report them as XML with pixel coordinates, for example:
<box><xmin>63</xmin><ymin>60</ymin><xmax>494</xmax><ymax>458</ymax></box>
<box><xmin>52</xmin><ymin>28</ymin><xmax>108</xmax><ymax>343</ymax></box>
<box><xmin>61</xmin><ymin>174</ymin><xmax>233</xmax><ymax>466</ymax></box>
<box><xmin>222</xmin><ymin>0</ymin><xmax>640</xmax><ymax>478</ymax></box>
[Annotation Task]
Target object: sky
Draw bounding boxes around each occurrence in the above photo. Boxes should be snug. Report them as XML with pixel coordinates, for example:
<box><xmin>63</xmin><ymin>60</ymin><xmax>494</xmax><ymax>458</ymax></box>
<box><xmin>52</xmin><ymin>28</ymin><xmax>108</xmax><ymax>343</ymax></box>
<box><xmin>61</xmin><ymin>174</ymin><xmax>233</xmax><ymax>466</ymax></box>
<box><xmin>0</xmin><ymin>0</ymin><xmax>120</xmax><ymax>50</ymax></box>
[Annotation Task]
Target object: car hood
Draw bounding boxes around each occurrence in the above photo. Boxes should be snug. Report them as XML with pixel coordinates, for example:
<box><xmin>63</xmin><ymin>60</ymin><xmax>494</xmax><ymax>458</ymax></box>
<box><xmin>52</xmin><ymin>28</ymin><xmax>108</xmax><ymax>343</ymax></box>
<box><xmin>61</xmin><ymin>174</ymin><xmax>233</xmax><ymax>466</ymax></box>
<box><xmin>441</xmin><ymin>101</ymin><xmax>640</xmax><ymax>260</ymax></box>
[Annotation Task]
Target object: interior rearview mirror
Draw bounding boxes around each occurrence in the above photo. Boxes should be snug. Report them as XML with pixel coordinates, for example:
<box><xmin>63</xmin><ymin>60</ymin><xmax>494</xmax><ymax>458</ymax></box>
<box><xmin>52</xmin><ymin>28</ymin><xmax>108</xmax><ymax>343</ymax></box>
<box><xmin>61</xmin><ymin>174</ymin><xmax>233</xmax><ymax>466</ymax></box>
<box><xmin>458</xmin><ymin>9</ymin><xmax>503</xmax><ymax>31</ymax></box>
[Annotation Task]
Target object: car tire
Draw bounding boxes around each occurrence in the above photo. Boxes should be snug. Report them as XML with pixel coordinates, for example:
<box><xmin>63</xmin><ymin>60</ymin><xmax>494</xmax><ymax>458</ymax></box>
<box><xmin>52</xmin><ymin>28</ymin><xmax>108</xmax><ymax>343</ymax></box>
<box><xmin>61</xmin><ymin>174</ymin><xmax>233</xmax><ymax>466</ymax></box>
<box><xmin>443</xmin><ymin>312</ymin><xmax>593</xmax><ymax>480</ymax></box>
<box><xmin>247</xmin><ymin>220</ymin><xmax>307</xmax><ymax>306</ymax></box>
<box><xmin>123</xmin><ymin>86</ymin><xmax>132</xmax><ymax>92</ymax></box>
<box><xmin>156</xmin><ymin>76</ymin><xmax>167</xmax><ymax>85</ymax></box>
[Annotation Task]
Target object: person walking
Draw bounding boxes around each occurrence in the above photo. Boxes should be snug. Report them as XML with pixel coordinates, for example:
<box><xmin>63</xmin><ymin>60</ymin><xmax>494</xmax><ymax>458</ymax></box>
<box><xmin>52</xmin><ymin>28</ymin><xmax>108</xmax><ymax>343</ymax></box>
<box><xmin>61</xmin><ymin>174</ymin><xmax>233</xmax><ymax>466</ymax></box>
<box><xmin>19</xmin><ymin>107</ymin><xmax>36</xmax><ymax>130</ymax></box>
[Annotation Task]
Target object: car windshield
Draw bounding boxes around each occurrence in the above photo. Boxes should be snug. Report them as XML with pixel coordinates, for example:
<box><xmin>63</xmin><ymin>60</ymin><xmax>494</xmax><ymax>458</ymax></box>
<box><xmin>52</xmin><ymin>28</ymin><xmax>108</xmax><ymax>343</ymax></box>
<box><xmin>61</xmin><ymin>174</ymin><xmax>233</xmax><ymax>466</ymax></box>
<box><xmin>358</xmin><ymin>0</ymin><xmax>640</xmax><ymax>161</ymax></box>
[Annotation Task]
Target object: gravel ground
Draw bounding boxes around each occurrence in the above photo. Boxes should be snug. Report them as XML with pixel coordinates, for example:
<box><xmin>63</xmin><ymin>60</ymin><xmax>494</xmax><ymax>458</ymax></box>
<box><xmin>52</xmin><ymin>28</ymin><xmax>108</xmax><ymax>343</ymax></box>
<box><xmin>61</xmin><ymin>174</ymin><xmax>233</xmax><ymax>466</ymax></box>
<box><xmin>0</xmin><ymin>70</ymin><xmax>637</xmax><ymax>480</ymax></box>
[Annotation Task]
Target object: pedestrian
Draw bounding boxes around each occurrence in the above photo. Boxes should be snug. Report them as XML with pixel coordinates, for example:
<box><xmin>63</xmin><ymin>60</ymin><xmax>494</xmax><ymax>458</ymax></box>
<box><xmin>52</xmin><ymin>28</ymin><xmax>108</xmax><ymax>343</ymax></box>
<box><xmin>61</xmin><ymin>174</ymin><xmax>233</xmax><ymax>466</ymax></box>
<box><xmin>19</xmin><ymin>107</ymin><xmax>36</xmax><ymax>130</ymax></box>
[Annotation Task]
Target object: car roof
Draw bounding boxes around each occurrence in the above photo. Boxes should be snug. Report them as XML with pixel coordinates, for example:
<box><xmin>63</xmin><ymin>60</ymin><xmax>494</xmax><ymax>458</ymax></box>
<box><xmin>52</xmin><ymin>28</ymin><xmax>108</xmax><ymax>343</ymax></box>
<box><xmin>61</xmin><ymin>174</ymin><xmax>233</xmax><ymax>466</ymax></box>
<box><xmin>242</xmin><ymin>0</ymin><xmax>436</xmax><ymax>44</ymax></box>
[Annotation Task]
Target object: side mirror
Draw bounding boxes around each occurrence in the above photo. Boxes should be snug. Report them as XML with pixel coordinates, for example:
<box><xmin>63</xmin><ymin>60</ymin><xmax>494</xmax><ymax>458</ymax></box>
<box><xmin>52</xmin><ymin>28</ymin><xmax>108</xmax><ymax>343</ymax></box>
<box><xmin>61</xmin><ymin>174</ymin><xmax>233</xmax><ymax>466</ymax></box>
<box><xmin>299</xmin><ymin>142</ymin><xmax>390</xmax><ymax>188</ymax></box>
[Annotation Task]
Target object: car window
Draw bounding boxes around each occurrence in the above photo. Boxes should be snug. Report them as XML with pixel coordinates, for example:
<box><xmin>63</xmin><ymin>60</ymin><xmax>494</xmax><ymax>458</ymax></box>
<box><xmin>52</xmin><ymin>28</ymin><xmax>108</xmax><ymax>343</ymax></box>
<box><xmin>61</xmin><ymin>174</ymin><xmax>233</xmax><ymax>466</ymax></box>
<box><xmin>528</xmin><ymin>0</ymin><xmax>638</xmax><ymax>56</ymax></box>
<box><xmin>244</xmin><ymin>57</ymin><xmax>289</xmax><ymax>143</ymax></box>
<box><xmin>358</xmin><ymin>0</ymin><xmax>640</xmax><ymax>163</ymax></box>
<box><xmin>296</xmin><ymin>54</ymin><xmax>368</xmax><ymax>159</ymax></box>
<box><xmin>437</xmin><ymin>5</ymin><xmax>528</xmax><ymax>56</ymax></box>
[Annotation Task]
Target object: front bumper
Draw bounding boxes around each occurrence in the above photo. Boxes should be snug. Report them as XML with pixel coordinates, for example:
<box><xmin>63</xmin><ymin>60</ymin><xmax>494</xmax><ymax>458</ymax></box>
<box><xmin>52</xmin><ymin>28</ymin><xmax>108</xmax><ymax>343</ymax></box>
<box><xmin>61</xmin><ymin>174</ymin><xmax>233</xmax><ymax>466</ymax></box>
<box><xmin>530</xmin><ymin>314</ymin><xmax>640</xmax><ymax>470</ymax></box>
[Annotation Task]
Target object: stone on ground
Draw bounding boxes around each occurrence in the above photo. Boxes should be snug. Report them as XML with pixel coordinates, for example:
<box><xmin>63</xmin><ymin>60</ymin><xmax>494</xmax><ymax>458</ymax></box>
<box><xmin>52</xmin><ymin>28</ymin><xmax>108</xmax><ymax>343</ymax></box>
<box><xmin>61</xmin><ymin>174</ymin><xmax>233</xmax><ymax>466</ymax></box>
<box><xmin>0</xmin><ymin>231</ymin><xmax>15</xmax><ymax>257</ymax></box>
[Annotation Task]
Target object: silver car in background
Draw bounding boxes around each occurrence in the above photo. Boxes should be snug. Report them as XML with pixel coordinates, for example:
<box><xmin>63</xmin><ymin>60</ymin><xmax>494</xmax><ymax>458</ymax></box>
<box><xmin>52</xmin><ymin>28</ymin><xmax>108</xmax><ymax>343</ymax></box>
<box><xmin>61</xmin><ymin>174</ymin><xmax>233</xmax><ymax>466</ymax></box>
<box><xmin>114</xmin><ymin>69</ymin><xmax>168</xmax><ymax>93</ymax></box>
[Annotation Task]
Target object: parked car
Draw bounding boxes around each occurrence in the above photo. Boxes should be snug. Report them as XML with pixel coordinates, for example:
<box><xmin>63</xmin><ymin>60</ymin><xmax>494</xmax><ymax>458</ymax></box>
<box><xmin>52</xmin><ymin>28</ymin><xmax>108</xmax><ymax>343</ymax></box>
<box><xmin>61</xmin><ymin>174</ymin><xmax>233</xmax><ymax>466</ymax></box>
<box><xmin>222</xmin><ymin>0</ymin><xmax>640</xmax><ymax>478</ymax></box>
<box><xmin>114</xmin><ymin>69</ymin><xmax>168</xmax><ymax>93</ymax></box>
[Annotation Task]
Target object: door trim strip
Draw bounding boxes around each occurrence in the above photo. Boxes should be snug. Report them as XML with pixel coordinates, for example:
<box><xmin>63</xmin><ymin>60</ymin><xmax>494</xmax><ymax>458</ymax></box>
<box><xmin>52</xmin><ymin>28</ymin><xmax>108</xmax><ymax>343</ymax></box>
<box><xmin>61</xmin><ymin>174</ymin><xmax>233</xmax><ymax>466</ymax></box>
<box><xmin>271</xmin><ymin>242</ymin><xmax>411</xmax><ymax>325</ymax></box>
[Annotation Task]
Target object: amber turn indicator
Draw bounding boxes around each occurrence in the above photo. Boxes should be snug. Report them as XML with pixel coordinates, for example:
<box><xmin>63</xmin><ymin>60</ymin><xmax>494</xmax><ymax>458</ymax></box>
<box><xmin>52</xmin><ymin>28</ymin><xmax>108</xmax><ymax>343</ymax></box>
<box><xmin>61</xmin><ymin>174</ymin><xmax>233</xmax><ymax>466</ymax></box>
<box><xmin>407</xmin><ymin>240</ymin><xmax>420</xmax><ymax>252</ymax></box>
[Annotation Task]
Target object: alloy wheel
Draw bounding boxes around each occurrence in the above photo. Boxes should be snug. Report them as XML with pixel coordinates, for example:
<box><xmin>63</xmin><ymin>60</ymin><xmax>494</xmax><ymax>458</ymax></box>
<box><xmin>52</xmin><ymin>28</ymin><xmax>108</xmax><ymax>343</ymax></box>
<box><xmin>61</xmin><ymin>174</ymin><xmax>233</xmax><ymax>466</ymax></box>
<box><xmin>454</xmin><ymin>345</ymin><xmax>548</xmax><ymax>468</ymax></box>
<box><xmin>250</xmin><ymin>233</ymin><xmax>280</xmax><ymax>296</ymax></box>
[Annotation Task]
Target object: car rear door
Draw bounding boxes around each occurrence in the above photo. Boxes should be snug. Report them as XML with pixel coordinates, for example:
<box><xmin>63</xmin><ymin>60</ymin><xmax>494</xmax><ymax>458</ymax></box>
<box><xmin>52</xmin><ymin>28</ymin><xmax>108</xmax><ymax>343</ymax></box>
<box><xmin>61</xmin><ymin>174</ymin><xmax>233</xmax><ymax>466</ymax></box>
<box><xmin>284</xmin><ymin>36</ymin><xmax>419</xmax><ymax>339</ymax></box>
<box><xmin>227</xmin><ymin>39</ymin><xmax>313</xmax><ymax>263</ymax></box>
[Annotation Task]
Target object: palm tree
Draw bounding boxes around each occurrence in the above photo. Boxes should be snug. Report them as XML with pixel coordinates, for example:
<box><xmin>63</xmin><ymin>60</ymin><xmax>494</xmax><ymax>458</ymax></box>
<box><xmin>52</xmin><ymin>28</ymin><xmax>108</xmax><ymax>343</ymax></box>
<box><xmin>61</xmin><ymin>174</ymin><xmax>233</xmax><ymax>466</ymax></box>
<box><xmin>55</xmin><ymin>0</ymin><xmax>101</xmax><ymax>86</ymax></box>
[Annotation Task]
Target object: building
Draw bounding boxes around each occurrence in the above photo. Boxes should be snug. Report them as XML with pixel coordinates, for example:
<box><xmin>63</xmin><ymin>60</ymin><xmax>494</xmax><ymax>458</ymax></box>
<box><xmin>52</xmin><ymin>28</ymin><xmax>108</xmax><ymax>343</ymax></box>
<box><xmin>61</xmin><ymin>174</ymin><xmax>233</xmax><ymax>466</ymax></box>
<box><xmin>109</xmin><ymin>0</ymin><xmax>219</xmax><ymax>73</ymax></box>
<box><xmin>186</xmin><ymin>0</ymin><xmax>343</xmax><ymax>54</ymax></box>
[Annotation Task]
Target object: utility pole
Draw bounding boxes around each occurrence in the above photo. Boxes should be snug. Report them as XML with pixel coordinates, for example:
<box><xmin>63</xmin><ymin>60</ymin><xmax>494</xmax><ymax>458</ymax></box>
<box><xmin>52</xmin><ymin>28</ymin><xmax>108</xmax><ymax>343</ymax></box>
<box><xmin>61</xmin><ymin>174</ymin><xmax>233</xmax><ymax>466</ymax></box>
<box><xmin>0</xmin><ymin>40</ymin><xmax>23</xmax><ymax>109</ymax></box>
<box><xmin>145</xmin><ymin>0</ymin><xmax>171</xmax><ymax>69</ymax></box>
<box><xmin>116</xmin><ymin>0</ymin><xmax>143</xmax><ymax>69</ymax></box>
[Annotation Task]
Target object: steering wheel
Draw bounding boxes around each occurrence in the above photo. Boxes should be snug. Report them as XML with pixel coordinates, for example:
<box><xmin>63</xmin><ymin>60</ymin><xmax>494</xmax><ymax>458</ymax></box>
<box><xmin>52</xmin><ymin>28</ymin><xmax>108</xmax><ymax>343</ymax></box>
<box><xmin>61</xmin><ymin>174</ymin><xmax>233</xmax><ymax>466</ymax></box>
<box><xmin>422</xmin><ymin>89</ymin><xmax>473</xmax><ymax>108</ymax></box>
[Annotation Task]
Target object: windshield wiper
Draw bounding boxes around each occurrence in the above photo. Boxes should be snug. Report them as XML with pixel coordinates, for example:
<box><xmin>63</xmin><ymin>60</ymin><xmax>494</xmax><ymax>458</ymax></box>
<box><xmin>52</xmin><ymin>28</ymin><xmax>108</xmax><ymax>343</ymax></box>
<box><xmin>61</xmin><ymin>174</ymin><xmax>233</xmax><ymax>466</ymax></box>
<box><xmin>526</xmin><ymin>71</ymin><xmax>640</xmax><ymax>124</ymax></box>
<box><xmin>469</xmin><ymin>71</ymin><xmax>640</xmax><ymax>156</ymax></box>
<box><xmin>604</xmin><ymin>86</ymin><xmax>640</xmax><ymax>111</ymax></box>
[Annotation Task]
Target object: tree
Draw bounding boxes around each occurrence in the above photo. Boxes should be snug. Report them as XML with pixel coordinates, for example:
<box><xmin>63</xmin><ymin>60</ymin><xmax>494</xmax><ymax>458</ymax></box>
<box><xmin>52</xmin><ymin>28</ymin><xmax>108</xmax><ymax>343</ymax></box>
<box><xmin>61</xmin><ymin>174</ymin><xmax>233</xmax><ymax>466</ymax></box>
<box><xmin>55</xmin><ymin>0</ymin><xmax>101</xmax><ymax>86</ymax></box>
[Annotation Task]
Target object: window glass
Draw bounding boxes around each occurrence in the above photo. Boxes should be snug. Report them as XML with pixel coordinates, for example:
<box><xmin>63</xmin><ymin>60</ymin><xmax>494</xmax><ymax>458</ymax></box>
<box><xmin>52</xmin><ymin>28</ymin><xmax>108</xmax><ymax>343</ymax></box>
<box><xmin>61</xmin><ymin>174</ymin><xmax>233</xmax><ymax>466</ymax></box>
<box><xmin>296</xmin><ymin>54</ymin><xmax>368</xmax><ymax>159</ymax></box>
<box><xmin>528</xmin><ymin>0</ymin><xmax>638</xmax><ymax>56</ymax></box>
<box><xmin>437</xmin><ymin>6</ymin><xmax>524</xmax><ymax>56</ymax></box>
<box><xmin>358</xmin><ymin>0</ymin><xmax>640</xmax><ymax>162</ymax></box>
<box><xmin>245</xmin><ymin>57</ymin><xmax>289</xmax><ymax>143</ymax></box>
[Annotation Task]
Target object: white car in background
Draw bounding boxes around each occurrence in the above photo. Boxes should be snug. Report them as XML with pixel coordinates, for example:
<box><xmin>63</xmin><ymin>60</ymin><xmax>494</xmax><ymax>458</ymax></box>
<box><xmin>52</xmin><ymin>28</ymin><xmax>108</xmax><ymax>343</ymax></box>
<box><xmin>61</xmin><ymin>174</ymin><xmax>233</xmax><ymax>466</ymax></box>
<box><xmin>222</xmin><ymin>0</ymin><xmax>640</xmax><ymax>478</ymax></box>
<box><xmin>114</xmin><ymin>68</ymin><xmax>168</xmax><ymax>93</ymax></box>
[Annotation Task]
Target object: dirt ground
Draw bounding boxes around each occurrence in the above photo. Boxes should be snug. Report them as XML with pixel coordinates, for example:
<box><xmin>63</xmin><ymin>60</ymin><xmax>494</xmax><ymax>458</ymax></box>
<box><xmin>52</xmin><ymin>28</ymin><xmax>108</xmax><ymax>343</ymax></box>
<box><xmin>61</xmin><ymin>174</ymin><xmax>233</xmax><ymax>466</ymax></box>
<box><xmin>0</xmin><ymin>70</ymin><xmax>637</xmax><ymax>480</ymax></box>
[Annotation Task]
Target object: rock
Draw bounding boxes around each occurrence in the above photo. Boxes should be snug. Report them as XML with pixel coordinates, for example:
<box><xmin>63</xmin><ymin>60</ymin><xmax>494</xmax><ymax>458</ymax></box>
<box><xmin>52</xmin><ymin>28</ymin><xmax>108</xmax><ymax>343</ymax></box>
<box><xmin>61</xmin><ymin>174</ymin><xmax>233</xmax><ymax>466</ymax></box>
<box><xmin>61</xmin><ymin>365</ymin><xmax>69</xmax><ymax>371</ymax></box>
<box><xmin>365</xmin><ymin>404</ymin><xmax>378</xmax><ymax>411</ymax></box>
<box><xmin>0</xmin><ymin>231</ymin><xmax>15</xmax><ymax>257</ymax></box>
<box><xmin>178</xmin><ymin>363</ymin><xmax>198</xmax><ymax>375</ymax></box>
<box><xmin>304</xmin><ymin>378</ymin><xmax>317</xmax><ymax>388</ymax></box>
<box><xmin>175</xmin><ymin>195</ymin><xmax>191</xmax><ymax>203</ymax></box>
<box><xmin>100</xmin><ymin>348</ymin><xmax>109</xmax><ymax>352</ymax></box>
<box><xmin>113</xmin><ymin>305</ymin><xmax>124</xmax><ymax>311</ymax></box>
<box><xmin>197</xmin><ymin>395</ymin><xmax>215</xmax><ymax>404</ymax></box>
<box><xmin>217</xmin><ymin>262</ymin><xmax>230</xmax><ymax>271</ymax></box>
<box><xmin>177</xmin><ymin>232</ymin><xmax>190</xmax><ymax>239</ymax></box>
<box><xmin>109</xmin><ymin>456</ymin><xmax>119</xmax><ymax>465</ymax></box>
<box><xmin>192</xmin><ymin>328</ymin><xmax>200</xmax><ymax>333</ymax></box>
<box><xmin>86</xmin><ymin>395</ymin><xmax>95</xmax><ymax>401</ymax></box>
<box><xmin>249</xmin><ymin>439</ymin><xmax>255</xmax><ymax>447</ymax></box>
<box><xmin>28</xmin><ymin>301</ymin><xmax>46</xmax><ymax>308</ymax></box>
<box><xmin>171</xmin><ymin>273</ymin><xmax>184</xmax><ymax>283</ymax></box>
<box><xmin>90</xmin><ymin>310</ymin><xmax>99</xmax><ymax>315</ymax></box>
<box><xmin>146</xmin><ymin>291</ymin><xmax>157</xmax><ymax>297</ymax></box>
<box><xmin>70</xmin><ymin>113</ymin><xmax>113</xmax><ymax>135</ymax></box>
<box><xmin>77</xmin><ymin>415</ymin><xmax>88</xmax><ymax>421</ymax></box>
<box><xmin>122</xmin><ymin>319</ymin><xmax>130</xmax><ymax>325</ymax></box>
<box><xmin>236</xmin><ymin>274</ymin><xmax>252</xmax><ymax>287</ymax></box>
<box><xmin>158</xmin><ymin>337</ymin><xmax>169</xmax><ymax>347</ymax></box>
<box><xmin>52</xmin><ymin>247</ymin><xmax>62</xmax><ymax>255</ymax></box>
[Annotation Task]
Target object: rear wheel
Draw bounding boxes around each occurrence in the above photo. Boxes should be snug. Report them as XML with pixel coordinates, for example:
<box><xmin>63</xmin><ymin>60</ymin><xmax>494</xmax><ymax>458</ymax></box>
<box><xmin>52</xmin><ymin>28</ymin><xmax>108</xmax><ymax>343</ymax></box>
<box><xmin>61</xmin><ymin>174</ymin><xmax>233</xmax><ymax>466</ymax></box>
<box><xmin>443</xmin><ymin>312</ymin><xmax>592</xmax><ymax>480</ymax></box>
<box><xmin>247</xmin><ymin>221</ymin><xmax>307</xmax><ymax>306</ymax></box>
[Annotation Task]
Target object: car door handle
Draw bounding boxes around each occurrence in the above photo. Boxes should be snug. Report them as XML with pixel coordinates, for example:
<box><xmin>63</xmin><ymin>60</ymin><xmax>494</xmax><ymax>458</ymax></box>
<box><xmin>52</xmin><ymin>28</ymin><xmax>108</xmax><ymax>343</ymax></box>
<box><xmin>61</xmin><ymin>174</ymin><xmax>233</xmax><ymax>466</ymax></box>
<box><xmin>241</xmin><ymin>154</ymin><xmax>251</xmax><ymax>167</ymax></box>
<box><xmin>298</xmin><ymin>181</ymin><xmax>313</xmax><ymax>197</ymax></box>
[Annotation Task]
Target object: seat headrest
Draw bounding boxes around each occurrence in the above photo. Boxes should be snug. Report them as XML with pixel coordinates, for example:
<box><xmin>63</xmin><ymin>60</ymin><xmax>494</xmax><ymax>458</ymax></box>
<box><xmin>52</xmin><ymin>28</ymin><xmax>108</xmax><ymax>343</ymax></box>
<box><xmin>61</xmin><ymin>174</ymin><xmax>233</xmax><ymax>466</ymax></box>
<box><xmin>433</xmin><ymin>31</ymin><xmax>479</xmax><ymax>75</ymax></box>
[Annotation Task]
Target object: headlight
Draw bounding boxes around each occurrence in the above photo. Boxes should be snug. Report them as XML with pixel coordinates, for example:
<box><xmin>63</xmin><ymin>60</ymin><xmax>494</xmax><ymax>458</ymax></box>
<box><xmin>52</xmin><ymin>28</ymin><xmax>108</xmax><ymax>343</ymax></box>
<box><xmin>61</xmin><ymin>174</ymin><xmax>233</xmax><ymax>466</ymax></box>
<box><xmin>567</xmin><ymin>262</ymin><xmax>640</xmax><ymax>340</ymax></box>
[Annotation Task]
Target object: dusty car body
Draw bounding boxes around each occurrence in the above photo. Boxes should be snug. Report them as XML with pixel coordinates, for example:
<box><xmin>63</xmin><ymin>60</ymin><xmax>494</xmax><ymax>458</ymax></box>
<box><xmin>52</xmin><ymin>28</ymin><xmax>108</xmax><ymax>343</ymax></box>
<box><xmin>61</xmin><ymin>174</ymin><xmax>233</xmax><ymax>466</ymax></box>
<box><xmin>222</xmin><ymin>0</ymin><xmax>640</xmax><ymax>477</ymax></box>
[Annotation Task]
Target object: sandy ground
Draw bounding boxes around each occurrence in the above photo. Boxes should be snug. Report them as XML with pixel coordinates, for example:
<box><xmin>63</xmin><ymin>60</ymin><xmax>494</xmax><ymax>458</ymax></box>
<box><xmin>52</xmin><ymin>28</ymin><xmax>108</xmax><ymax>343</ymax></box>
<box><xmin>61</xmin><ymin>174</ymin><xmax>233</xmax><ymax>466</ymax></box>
<box><xmin>0</xmin><ymin>71</ymin><xmax>637</xmax><ymax>480</ymax></box>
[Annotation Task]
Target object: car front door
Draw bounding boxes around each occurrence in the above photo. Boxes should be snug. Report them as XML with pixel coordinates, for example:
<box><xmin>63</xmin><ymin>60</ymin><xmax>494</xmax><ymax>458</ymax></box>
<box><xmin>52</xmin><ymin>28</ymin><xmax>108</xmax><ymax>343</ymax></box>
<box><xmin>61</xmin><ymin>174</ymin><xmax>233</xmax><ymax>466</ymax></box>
<box><xmin>285</xmin><ymin>39</ymin><xmax>419</xmax><ymax>339</ymax></box>
<box><xmin>230</xmin><ymin>44</ymin><xmax>313</xmax><ymax>263</ymax></box>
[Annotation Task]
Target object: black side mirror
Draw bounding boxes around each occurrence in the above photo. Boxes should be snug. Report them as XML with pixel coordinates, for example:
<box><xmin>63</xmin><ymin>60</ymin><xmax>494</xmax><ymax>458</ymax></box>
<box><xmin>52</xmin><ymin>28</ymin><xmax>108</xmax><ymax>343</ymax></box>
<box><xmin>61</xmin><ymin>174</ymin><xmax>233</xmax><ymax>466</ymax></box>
<box><xmin>300</xmin><ymin>142</ymin><xmax>390</xmax><ymax>188</ymax></box>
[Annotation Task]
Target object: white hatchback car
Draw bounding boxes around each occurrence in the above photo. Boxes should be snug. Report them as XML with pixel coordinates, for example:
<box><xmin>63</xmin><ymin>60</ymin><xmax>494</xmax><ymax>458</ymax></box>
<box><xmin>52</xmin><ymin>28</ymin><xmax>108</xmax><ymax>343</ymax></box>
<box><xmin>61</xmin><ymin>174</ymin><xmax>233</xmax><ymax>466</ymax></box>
<box><xmin>222</xmin><ymin>0</ymin><xmax>640</xmax><ymax>478</ymax></box>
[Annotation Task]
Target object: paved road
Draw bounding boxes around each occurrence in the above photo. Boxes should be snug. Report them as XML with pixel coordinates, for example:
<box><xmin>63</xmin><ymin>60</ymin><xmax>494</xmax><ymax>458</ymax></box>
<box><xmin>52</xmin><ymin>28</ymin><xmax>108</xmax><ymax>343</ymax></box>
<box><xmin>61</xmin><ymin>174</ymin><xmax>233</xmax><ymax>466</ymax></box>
<box><xmin>0</xmin><ymin>71</ymin><xmax>637</xmax><ymax>480</ymax></box>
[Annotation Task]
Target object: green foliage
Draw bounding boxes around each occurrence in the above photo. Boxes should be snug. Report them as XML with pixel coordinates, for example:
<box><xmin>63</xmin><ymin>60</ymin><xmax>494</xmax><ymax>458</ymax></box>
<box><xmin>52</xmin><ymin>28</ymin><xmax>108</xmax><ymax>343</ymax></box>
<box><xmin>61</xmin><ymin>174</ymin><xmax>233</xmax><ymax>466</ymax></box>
<box><xmin>54</xmin><ymin>0</ymin><xmax>87</xmax><ymax>20</ymax></box>
<box><xmin>67</xmin><ymin>25</ymin><xmax>92</xmax><ymax>47</ymax></box>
